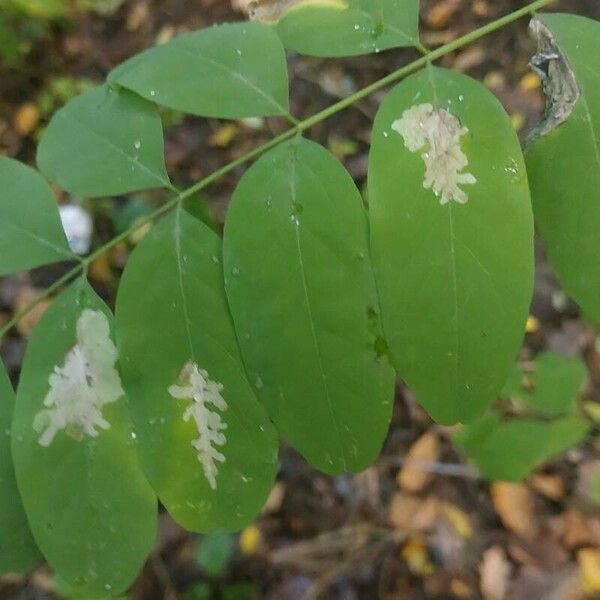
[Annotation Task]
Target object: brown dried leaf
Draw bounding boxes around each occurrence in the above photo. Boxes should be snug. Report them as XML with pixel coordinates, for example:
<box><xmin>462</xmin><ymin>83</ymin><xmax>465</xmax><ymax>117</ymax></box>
<box><xmin>508</xmin><ymin>535</ymin><xmax>568</xmax><ymax>571</ymax></box>
<box><xmin>262</xmin><ymin>482</ymin><xmax>285</xmax><ymax>513</ymax></box>
<box><xmin>450</xmin><ymin>578</ymin><xmax>474</xmax><ymax>599</ymax></box>
<box><xmin>453</xmin><ymin>46</ymin><xmax>486</xmax><ymax>73</ymax></box>
<box><xmin>562</xmin><ymin>509</ymin><xmax>600</xmax><ymax>550</ymax></box>
<box><xmin>424</xmin><ymin>0</ymin><xmax>461</xmax><ymax>29</ymax></box>
<box><xmin>389</xmin><ymin>493</ymin><xmax>439</xmax><ymax>532</ymax></box>
<box><xmin>126</xmin><ymin>2</ymin><xmax>149</xmax><ymax>31</ymax></box>
<box><xmin>14</xmin><ymin>287</ymin><xmax>52</xmax><ymax>337</ymax></box>
<box><xmin>491</xmin><ymin>483</ymin><xmax>536</xmax><ymax>539</ymax></box>
<box><xmin>510</xmin><ymin>566</ymin><xmax>583</xmax><ymax>600</ymax></box>
<box><xmin>472</xmin><ymin>0</ymin><xmax>490</xmax><ymax>18</ymax></box>
<box><xmin>397</xmin><ymin>430</ymin><xmax>441</xmax><ymax>493</ymax></box>
<box><xmin>530</xmin><ymin>473</ymin><xmax>565</xmax><ymax>501</ymax></box>
<box><xmin>480</xmin><ymin>545</ymin><xmax>511</xmax><ymax>600</ymax></box>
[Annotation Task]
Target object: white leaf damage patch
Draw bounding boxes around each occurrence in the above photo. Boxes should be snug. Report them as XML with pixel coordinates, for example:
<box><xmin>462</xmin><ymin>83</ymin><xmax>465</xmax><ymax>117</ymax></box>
<box><xmin>168</xmin><ymin>362</ymin><xmax>228</xmax><ymax>490</ymax></box>
<box><xmin>392</xmin><ymin>103</ymin><xmax>477</xmax><ymax>205</ymax></box>
<box><xmin>244</xmin><ymin>0</ymin><xmax>348</xmax><ymax>23</ymax></box>
<box><xmin>33</xmin><ymin>309</ymin><xmax>124</xmax><ymax>447</ymax></box>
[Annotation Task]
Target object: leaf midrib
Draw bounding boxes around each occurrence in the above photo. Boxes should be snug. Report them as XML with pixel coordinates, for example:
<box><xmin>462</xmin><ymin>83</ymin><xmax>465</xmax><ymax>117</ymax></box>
<box><xmin>287</xmin><ymin>151</ymin><xmax>348</xmax><ymax>470</ymax></box>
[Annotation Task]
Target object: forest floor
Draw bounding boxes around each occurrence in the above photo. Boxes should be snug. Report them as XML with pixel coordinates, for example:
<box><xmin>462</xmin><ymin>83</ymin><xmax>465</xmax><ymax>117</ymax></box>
<box><xmin>2</xmin><ymin>1</ymin><xmax>600</xmax><ymax>598</ymax></box>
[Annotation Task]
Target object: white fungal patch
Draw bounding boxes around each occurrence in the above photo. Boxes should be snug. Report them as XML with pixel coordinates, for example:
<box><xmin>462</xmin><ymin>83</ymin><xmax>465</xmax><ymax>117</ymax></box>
<box><xmin>33</xmin><ymin>310</ymin><xmax>124</xmax><ymax>447</ymax></box>
<box><xmin>246</xmin><ymin>0</ymin><xmax>347</xmax><ymax>23</ymax></box>
<box><xmin>168</xmin><ymin>362</ymin><xmax>228</xmax><ymax>490</ymax></box>
<box><xmin>392</xmin><ymin>103</ymin><xmax>477</xmax><ymax>205</ymax></box>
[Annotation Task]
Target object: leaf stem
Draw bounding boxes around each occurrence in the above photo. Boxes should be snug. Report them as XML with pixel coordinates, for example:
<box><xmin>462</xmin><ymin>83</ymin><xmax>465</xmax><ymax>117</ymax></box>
<box><xmin>0</xmin><ymin>266</ymin><xmax>83</xmax><ymax>339</ymax></box>
<box><xmin>0</xmin><ymin>0</ymin><xmax>556</xmax><ymax>340</ymax></box>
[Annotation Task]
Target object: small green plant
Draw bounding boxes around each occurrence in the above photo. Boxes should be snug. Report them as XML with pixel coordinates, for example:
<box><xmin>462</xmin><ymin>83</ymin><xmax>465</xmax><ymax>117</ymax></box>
<box><xmin>1</xmin><ymin>0</ymin><xmax>600</xmax><ymax>596</ymax></box>
<box><xmin>454</xmin><ymin>352</ymin><xmax>590</xmax><ymax>481</ymax></box>
<box><xmin>0</xmin><ymin>0</ymin><xmax>124</xmax><ymax>66</ymax></box>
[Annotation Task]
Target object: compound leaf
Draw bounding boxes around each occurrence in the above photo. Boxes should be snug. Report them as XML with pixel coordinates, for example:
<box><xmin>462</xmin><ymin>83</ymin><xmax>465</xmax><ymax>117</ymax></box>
<box><xmin>11</xmin><ymin>278</ymin><xmax>157</xmax><ymax>597</ymax></box>
<box><xmin>116</xmin><ymin>207</ymin><xmax>278</xmax><ymax>532</ymax></box>
<box><xmin>0</xmin><ymin>361</ymin><xmax>40</xmax><ymax>574</ymax></box>
<box><xmin>368</xmin><ymin>65</ymin><xmax>534</xmax><ymax>424</ymax></box>
<box><xmin>37</xmin><ymin>85</ymin><xmax>171</xmax><ymax>198</ymax></box>
<box><xmin>526</xmin><ymin>14</ymin><xmax>600</xmax><ymax>323</ymax></box>
<box><xmin>0</xmin><ymin>157</ymin><xmax>72</xmax><ymax>275</ymax></box>
<box><xmin>223</xmin><ymin>137</ymin><xmax>395</xmax><ymax>474</ymax></box>
<box><xmin>252</xmin><ymin>0</ymin><xmax>419</xmax><ymax>57</ymax></box>
<box><xmin>109</xmin><ymin>22</ymin><xmax>289</xmax><ymax>119</ymax></box>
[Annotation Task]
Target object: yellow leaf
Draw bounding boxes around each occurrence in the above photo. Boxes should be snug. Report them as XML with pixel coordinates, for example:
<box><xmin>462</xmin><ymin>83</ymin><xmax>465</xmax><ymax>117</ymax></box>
<box><xmin>443</xmin><ymin>503</ymin><xmax>473</xmax><ymax>540</ymax></box>
<box><xmin>239</xmin><ymin>524</ymin><xmax>261</xmax><ymax>555</ymax></box>
<box><xmin>525</xmin><ymin>315</ymin><xmax>540</xmax><ymax>333</ymax></box>
<box><xmin>401</xmin><ymin>537</ymin><xmax>434</xmax><ymax>576</ymax></box>
<box><xmin>450</xmin><ymin>578</ymin><xmax>473</xmax><ymax>599</ymax></box>
<box><xmin>209</xmin><ymin>123</ymin><xmax>238</xmax><ymax>148</ymax></box>
<box><xmin>14</xmin><ymin>103</ymin><xmax>40</xmax><ymax>136</ymax></box>
<box><xmin>88</xmin><ymin>254</ymin><xmax>113</xmax><ymax>284</ymax></box>
<box><xmin>472</xmin><ymin>0</ymin><xmax>490</xmax><ymax>18</ymax></box>
<box><xmin>582</xmin><ymin>402</ymin><xmax>600</xmax><ymax>424</ymax></box>
<box><xmin>579</xmin><ymin>548</ymin><xmax>600</xmax><ymax>595</ymax></box>
<box><xmin>510</xmin><ymin>113</ymin><xmax>526</xmax><ymax>132</ymax></box>
<box><xmin>483</xmin><ymin>71</ymin><xmax>504</xmax><ymax>91</ymax></box>
<box><xmin>519</xmin><ymin>72</ymin><xmax>542</xmax><ymax>92</ymax></box>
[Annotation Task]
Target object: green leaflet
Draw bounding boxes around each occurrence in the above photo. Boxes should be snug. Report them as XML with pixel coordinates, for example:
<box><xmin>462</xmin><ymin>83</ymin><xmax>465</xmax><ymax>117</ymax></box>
<box><xmin>454</xmin><ymin>413</ymin><xmax>589</xmax><ymax>482</ymax></box>
<box><xmin>504</xmin><ymin>352</ymin><xmax>587</xmax><ymax>416</ymax></box>
<box><xmin>368</xmin><ymin>65</ymin><xmax>534</xmax><ymax>424</ymax></box>
<box><xmin>11</xmin><ymin>279</ymin><xmax>157</xmax><ymax>597</ymax></box>
<box><xmin>526</xmin><ymin>14</ymin><xmax>600</xmax><ymax>323</ymax></box>
<box><xmin>456</xmin><ymin>350</ymin><xmax>590</xmax><ymax>481</ymax></box>
<box><xmin>0</xmin><ymin>157</ymin><xmax>72</xmax><ymax>275</ymax></box>
<box><xmin>109</xmin><ymin>22</ymin><xmax>290</xmax><ymax>119</ymax></box>
<box><xmin>37</xmin><ymin>85</ymin><xmax>171</xmax><ymax>198</ymax></box>
<box><xmin>115</xmin><ymin>208</ymin><xmax>278</xmax><ymax>532</ymax></box>
<box><xmin>196</xmin><ymin>532</ymin><xmax>235</xmax><ymax>577</ymax></box>
<box><xmin>0</xmin><ymin>362</ymin><xmax>41</xmax><ymax>574</ymax></box>
<box><xmin>223</xmin><ymin>137</ymin><xmax>395</xmax><ymax>474</ymax></box>
<box><xmin>256</xmin><ymin>0</ymin><xmax>419</xmax><ymax>57</ymax></box>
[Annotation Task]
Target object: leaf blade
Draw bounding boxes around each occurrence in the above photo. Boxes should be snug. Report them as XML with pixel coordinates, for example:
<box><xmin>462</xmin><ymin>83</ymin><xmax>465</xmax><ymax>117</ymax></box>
<box><xmin>37</xmin><ymin>85</ymin><xmax>171</xmax><ymax>198</ymax></box>
<box><xmin>0</xmin><ymin>157</ymin><xmax>72</xmax><ymax>275</ymax></box>
<box><xmin>259</xmin><ymin>0</ymin><xmax>420</xmax><ymax>57</ymax></box>
<box><xmin>116</xmin><ymin>208</ymin><xmax>279</xmax><ymax>532</ymax></box>
<box><xmin>368</xmin><ymin>66</ymin><xmax>534</xmax><ymax>424</ymax></box>
<box><xmin>455</xmin><ymin>413</ymin><xmax>589</xmax><ymax>481</ymax></box>
<box><xmin>109</xmin><ymin>22</ymin><xmax>290</xmax><ymax>119</ymax></box>
<box><xmin>526</xmin><ymin>14</ymin><xmax>600</xmax><ymax>322</ymax></box>
<box><xmin>0</xmin><ymin>362</ymin><xmax>41</xmax><ymax>574</ymax></box>
<box><xmin>223</xmin><ymin>137</ymin><xmax>395</xmax><ymax>474</ymax></box>
<box><xmin>11</xmin><ymin>279</ymin><xmax>157</xmax><ymax>597</ymax></box>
